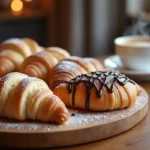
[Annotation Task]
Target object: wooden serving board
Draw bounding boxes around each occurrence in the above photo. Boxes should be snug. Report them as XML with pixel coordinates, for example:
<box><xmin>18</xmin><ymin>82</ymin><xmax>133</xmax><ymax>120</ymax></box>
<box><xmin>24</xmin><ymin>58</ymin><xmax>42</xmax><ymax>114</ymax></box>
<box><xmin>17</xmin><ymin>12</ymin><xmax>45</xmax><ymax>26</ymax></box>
<box><xmin>0</xmin><ymin>88</ymin><xmax>148</xmax><ymax>148</ymax></box>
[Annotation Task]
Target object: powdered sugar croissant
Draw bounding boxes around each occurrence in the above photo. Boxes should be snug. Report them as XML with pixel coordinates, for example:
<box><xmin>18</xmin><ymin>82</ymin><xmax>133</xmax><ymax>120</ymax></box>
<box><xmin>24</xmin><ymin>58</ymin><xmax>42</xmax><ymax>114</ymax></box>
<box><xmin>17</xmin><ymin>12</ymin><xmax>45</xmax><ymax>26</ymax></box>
<box><xmin>0</xmin><ymin>72</ymin><xmax>69</xmax><ymax>124</ymax></box>
<box><xmin>20</xmin><ymin>47</ymin><xmax>70</xmax><ymax>83</ymax></box>
<box><xmin>54</xmin><ymin>70</ymin><xmax>141</xmax><ymax>111</ymax></box>
<box><xmin>0</xmin><ymin>38</ymin><xmax>42</xmax><ymax>76</ymax></box>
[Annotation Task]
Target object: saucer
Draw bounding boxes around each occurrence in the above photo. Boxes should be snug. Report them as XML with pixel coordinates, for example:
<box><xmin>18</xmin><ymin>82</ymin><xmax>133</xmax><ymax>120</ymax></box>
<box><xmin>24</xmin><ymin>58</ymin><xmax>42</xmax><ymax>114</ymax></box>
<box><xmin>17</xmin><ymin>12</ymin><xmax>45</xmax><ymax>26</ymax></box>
<box><xmin>104</xmin><ymin>55</ymin><xmax>150</xmax><ymax>81</ymax></box>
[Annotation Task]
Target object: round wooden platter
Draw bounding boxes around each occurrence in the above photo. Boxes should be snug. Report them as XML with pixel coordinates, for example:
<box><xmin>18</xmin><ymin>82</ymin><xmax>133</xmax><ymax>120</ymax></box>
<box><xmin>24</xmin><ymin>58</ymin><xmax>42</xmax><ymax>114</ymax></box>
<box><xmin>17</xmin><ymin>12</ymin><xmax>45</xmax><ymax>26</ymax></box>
<box><xmin>0</xmin><ymin>88</ymin><xmax>148</xmax><ymax>148</ymax></box>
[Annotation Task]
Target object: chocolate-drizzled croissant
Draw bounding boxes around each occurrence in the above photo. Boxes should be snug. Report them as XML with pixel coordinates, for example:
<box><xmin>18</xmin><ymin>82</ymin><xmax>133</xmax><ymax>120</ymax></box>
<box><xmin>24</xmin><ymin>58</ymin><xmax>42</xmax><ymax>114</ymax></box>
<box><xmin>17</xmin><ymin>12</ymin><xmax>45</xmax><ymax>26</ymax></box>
<box><xmin>54</xmin><ymin>70</ymin><xmax>141</xmax><ymax>111</ymax></box>
<box><xmin>50</xmin><ymin>56</ymin><xmax>104</xmax><ymax>90</ymax></box>
<box><xmin>0</xmin><ymin>72</ymin><xmax>69</xmax><ymax>124</ymax></box>
<box><xmin>0</xmin><ymin>38</ymin><xmax>42</xmax><ymax>76</ymax></box>
<box><xmin>20</xmin><ymin>47</ymin><xmax>70</xmax><ymax>83</ymax></box>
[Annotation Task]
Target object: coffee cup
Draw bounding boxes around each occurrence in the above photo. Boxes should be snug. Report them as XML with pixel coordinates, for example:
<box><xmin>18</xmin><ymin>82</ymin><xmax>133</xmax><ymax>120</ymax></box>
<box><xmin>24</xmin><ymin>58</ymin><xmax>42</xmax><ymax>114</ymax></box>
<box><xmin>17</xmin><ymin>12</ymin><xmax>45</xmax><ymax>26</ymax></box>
<box><xmin>114</xmin><ymin>36</ymin><xmax>150</xmax><ymax>72</ymax></box>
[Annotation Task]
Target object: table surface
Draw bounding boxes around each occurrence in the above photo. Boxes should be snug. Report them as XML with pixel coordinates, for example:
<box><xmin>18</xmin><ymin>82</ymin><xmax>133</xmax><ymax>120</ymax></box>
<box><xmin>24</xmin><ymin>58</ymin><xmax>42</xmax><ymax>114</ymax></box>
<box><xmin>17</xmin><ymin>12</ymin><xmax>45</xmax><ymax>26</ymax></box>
<box><xmin>53</xmin><ymin>57</ymin><xmax>150</xmax><ymax>150</ymax></box>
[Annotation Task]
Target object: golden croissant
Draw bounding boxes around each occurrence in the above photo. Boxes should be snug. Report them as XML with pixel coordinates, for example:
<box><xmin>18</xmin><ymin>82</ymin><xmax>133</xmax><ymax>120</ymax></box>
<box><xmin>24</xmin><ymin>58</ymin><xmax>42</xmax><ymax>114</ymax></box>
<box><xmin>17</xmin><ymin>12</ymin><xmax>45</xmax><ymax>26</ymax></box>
<box><xmin>0</xmin><ymin>38</ymin><xmax>42</xmax><ymax>76</ymax></box>
<box><xmin>50</xmin><ymin>56</ymin><xmax>104</xmax><ymax>90</ymax></box>
<box><xmin>20</xmin><ymin>47</ymin><xmax>70</xmax><ymax>83</ymax></box>
<box><xmin>46</xmin><ymin>47</ymin><xmax>70</xmax><ymax>61</ymax></box>
<box><xmin>0</xmin><ymin>72</ymin><xmax>69</xmax><ymax>124</ymax></box>
<box><xmin>54</xmin><ymin>70</ymin><xmax>141</xmax><ymax>111</ymax></box>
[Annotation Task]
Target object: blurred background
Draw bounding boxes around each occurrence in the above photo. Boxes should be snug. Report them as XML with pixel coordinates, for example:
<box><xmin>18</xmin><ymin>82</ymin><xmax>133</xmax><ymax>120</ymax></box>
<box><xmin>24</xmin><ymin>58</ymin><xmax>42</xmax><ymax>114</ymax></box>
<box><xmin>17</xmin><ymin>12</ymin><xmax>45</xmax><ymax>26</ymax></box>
<box><xmin>0</xmin><ymin>0</ymin><xmax>150</xmax><ymax>56</ymax></box>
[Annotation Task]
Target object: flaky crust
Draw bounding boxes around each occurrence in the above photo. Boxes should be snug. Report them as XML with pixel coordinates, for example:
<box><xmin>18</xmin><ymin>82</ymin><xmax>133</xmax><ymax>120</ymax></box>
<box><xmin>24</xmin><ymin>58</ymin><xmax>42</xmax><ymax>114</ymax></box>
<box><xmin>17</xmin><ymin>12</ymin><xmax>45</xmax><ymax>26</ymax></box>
<box><xmin>84</xmin><ymin>58</ymin><xmax>104</xmax><ymax>71</ymax></box>
<box><xmin>50</xmin><ymin>56</ymin><xmax>104</xmax><ymax>90</ymax></box>
<box><xmin>22</xmin><ymin>38</ymin><xmax>42</xmax><ymax>53</ymax></box>
<box><xmin>20</xmin><ymin>51</ymin><xmax>58</xmax><ymax>82</ymax></box>
<box><xmin>53</xmin><ymin>70</ymin><xmax>141</xmax><ymax>111</ymax></box>
<box><xmin>0</xmin><ymin>38</ymin><xmax>42</xmax><ymax>76</ymax></box>
<box><xmin>54</xmin><ymin>81</ymin><xmax>139</xmax><ymax>111</ymax></box>
<box><xmin>20</xmin><ymin>48</ymin><xmax>70</xmax><ymax>83</ymax></box>
<box><xmin>65</xmin><ymin>56</ymin><xmax>96</xmax><ymax>72</ymax></box>
<box><xmin>46</xmin><ymin>47</ymin><xmax>70</xmax><ymax>61</ymax></box>
<box><xmin>0</xmin><ymin>72</ymin><xmax>69</xmax><ymax>124</ymax></box>
<box><xmin>1</xmin><ymin>38</ymin><xmax>32</xmax><ymax>57</ymax></box>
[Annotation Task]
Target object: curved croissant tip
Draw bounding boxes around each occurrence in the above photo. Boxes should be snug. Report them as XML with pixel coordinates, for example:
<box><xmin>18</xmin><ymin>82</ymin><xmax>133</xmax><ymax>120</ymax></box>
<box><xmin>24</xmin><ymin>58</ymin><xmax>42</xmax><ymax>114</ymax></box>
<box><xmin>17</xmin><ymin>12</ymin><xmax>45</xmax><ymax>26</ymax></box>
<box><xmin>136</xmin><ymin>83</ymin><xmax>142</xmax><ymax>95</ymax></box>
<box><xmin>57</xmin><ymin>113</ymin><xmax>69</xmax><ymax>124</ymax></box>
<box><xmin>60</xmin><ymin>117</ymin><xmax>65</xmax><ymax>122</ymax></box>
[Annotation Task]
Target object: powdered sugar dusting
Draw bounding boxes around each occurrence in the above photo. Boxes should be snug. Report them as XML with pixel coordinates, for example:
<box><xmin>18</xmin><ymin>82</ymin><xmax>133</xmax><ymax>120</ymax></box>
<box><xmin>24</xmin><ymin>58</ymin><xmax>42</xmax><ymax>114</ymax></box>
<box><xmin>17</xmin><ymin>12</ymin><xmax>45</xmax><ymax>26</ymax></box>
<box><xmin>0</xmin><ymin>91</ymin><xmax>147</xmax><ymax>133</ymax></box>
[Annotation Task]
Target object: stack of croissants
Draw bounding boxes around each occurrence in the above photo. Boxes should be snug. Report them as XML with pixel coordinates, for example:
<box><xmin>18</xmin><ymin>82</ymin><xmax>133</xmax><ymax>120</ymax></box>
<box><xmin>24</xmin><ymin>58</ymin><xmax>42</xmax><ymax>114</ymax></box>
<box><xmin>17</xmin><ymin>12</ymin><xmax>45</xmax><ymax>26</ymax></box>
<box><xmin>0</xmin><ymin>38</ymin><xmax>141</xmax><ymax>124</ymax></box>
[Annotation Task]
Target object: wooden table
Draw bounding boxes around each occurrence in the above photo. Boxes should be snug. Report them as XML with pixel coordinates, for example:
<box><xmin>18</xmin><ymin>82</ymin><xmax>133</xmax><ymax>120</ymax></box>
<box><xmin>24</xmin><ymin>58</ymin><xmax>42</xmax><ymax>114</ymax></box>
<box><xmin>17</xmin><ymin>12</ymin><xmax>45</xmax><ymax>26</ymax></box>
<box><xmin>53</xmin><ymin>57</ymin><xmax>150</xmax><ymax>150</ymax></box>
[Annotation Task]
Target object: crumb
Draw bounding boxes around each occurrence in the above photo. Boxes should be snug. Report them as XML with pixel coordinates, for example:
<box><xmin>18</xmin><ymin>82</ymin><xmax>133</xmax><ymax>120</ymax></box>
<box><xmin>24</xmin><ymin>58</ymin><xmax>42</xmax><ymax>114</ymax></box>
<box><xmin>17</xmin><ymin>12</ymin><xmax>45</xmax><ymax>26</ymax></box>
<box><xmin>71</xmin><ymin>113</ymin><xmax>75</xmax><ymax>116</ymax></box>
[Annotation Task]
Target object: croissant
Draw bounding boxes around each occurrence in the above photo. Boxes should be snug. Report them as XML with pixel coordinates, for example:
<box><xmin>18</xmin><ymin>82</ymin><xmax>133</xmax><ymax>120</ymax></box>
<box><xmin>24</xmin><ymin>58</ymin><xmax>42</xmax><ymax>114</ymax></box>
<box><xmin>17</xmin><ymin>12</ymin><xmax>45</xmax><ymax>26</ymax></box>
<box><xmin>84</xmin><ymin>58</ymin><xmax>104</xmax><ymax>71</ymax></box>
<box><xmin>0</xmin><ymin>38</ymin><xmax>41</xmax><ymax>76</ymax></box>
<box><xmin>50</xmin><ymin>56</ymin><xmax>104</xmax><ymax>90</ymax></box>
<box><xmin>0</xmin><ymin>72</ymin><xmax>69</xmax><ymax>124</ymax></box>
<box><xmin>54</xmin><ymin>70</ymin><xmax>141</xmax><ymax>111</ymax></box>
<box><xmin>22</xmin><ymin>38</ymin><xmax>42</xmax><ymax>53</ymax></box>
<box><xmin>46</xmin><ymin>47</ymin><xmax>70</xmax><ymax>61</ymax></box>
<box><xmin>20</xmin><ymin>47</ymin><xmax>70</xmax><ymax>83</ymax></box>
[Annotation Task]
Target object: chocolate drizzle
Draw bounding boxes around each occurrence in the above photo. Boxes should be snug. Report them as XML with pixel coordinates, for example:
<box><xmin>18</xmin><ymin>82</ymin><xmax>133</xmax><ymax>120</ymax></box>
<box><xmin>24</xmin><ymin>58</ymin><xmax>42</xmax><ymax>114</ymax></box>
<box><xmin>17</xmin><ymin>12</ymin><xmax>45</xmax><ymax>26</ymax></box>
<box><xmin>67</xmin><ymin>70</ymin><xmax>135</xmax><ymax>109</ymax></box>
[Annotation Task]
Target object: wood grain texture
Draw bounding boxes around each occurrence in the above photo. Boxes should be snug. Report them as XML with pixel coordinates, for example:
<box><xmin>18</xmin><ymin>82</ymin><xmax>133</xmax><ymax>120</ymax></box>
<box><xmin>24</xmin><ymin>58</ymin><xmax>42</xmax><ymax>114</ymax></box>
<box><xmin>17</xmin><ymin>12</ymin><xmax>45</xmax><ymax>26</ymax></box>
<box><xmin>0</xmin><ymin>88</ymin><xmax>147</xmax><ymax>148</ymax></box>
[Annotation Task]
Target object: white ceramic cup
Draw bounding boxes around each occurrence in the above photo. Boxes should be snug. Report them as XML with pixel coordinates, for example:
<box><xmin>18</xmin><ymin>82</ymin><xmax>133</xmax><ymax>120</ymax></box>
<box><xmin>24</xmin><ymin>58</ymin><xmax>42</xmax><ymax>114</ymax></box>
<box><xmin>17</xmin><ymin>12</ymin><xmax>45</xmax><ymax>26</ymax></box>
<box><xmin>114</xmin><ymin>36</ymin><xmax>150</xmax><ymax>72</ymax></box>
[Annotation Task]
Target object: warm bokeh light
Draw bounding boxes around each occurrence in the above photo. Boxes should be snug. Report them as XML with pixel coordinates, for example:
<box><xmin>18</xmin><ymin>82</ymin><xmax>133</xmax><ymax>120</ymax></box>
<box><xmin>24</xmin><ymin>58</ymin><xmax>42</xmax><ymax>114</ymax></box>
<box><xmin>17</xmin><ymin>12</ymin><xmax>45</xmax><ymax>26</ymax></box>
<box><xmin>11</xmin><ymin>0</ymin><xmax>23</xmax><ymax>12</ymax></box>
<box><xmin>24</xmin><ymin>0</ymin><xmax>32</xmax><ymax>2</ymax></box>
